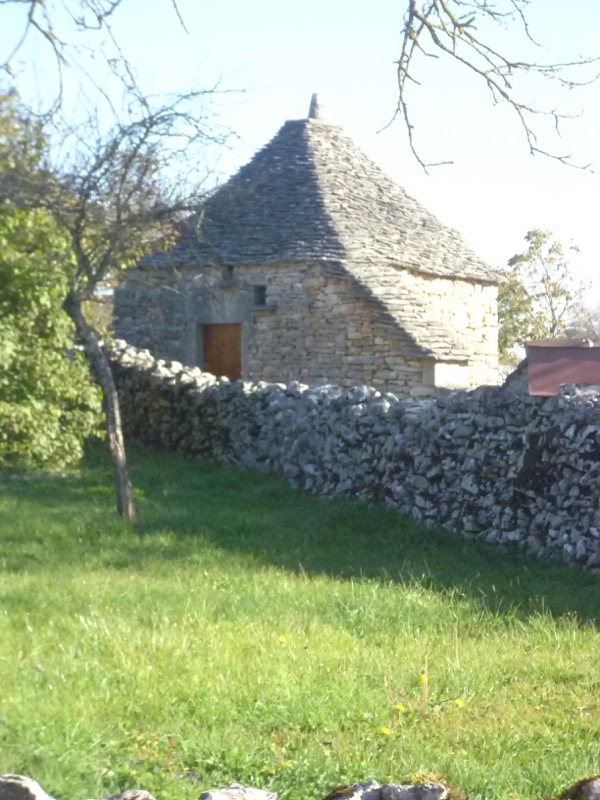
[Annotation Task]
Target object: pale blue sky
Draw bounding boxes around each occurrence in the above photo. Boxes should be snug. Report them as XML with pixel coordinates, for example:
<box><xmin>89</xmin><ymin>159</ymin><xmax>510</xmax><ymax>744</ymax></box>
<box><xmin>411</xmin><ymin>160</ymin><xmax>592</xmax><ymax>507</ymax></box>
<box><xmin>4</xmin><ymin>0</ymin><xmax>600</xmax><ymax>300</ymax></box>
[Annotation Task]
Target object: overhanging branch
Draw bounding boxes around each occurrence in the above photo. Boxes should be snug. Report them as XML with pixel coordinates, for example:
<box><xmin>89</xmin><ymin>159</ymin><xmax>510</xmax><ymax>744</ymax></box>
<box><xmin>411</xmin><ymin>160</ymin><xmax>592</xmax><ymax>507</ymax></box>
<box><xmin>394</xmin><ymin>0</ymin><xmax>600</xmax><ymax>171</ymax></box>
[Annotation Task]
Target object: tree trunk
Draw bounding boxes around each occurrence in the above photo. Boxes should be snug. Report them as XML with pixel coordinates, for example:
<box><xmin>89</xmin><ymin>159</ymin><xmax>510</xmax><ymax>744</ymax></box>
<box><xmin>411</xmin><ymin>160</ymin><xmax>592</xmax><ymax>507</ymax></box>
<box><xmin>63</xmin><ymin>292</ymin><xmax>136</xmax><ymax>523</ymax></box>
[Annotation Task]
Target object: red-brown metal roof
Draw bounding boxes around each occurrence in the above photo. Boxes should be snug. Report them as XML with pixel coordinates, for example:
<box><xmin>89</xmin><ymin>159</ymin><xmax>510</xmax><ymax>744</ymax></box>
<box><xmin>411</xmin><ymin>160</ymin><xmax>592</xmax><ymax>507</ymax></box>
<box><xmin>526</xmin><ymin>340</ymin><xmax>600</xmax><ymax>396</ymax></box>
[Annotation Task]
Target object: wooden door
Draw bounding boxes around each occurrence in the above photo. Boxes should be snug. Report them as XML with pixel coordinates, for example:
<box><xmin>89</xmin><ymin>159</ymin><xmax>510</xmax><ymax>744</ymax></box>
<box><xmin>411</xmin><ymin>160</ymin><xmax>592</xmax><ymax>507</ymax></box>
<box><xmin>202</xmin><ymin>323</ymin><xmax>242</xmax><ymax>380</ymax></box>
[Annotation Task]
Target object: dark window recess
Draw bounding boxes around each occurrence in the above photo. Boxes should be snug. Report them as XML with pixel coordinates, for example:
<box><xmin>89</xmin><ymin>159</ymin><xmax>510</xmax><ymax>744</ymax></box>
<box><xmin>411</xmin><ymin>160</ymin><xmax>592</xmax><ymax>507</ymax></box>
<box><xmin>253</xmin><ymin>285</ymin><xmax>267</xmax><ymax>306</ymax></box>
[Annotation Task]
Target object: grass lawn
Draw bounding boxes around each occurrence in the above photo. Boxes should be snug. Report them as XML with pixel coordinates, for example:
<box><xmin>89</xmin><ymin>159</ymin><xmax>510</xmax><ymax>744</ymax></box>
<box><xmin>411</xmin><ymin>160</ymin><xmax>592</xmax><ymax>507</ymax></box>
<box><xmin>1</xmin><ymin>446</ymin><xmax>600</xmax><ymax>800</ymax></box>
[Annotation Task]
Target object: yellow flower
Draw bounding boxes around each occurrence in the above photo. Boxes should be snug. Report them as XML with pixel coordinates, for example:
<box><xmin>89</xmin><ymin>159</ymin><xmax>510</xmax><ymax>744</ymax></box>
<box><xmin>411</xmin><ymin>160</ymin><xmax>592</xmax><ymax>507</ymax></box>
<box><xmin>394</xmin><ymin>703</ymin><xmax>407</xmax><ymax>712</ymax></box>
<box><xmin>418</xmin><ymin>672</ymin><xmax>428</xmax><ymax>685</ymax></box>
<box><xmin>453</xmin><ymin>697</ymin><xmax>465</xmax><ymax>707</ymax></box>
<box><xmin>379</xmin><ymin>727</ymin><xmax>392</xmax><ymax>735</ymax></box>
<box><xmin>278</xmin><ymin>635</ymin><xmax>288</xmax><ymax>644</ymax></box>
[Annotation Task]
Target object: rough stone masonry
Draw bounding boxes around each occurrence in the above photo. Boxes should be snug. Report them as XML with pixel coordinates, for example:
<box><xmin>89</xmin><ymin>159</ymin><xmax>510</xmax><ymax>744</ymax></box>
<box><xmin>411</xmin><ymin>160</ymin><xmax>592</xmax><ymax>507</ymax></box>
<box><xmin>4</xmin><ymin>775</ymin><xmax>600</xmax><ymax>800</ymax></box>
<box><xmin>109</xmin><ymin>341</ymin><xmax>600</xmax><ymax>570</ymax></box>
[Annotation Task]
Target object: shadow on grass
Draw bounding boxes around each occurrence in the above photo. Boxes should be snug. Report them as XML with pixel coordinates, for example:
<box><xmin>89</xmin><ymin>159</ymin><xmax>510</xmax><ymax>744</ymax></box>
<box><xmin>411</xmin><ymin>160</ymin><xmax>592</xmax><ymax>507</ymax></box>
<box><xmin>2</xmin><ymin>443</ymin><xmax>600</xmax><ymax>625</ymax></box>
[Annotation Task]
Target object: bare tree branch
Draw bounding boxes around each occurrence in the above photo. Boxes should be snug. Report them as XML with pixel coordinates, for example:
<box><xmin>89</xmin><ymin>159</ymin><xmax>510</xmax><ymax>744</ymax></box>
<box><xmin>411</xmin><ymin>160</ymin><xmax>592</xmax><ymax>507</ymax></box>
<box><xmin>394</xmin><ymin>0</ymin><xmax>600</xmax><ymax>171</ymax></box>
<box><xmin>169</xmin><ymin>0</ymin><xmax>189</xmax><ymax>34</ymax></box>
<box><xmin>0</xmin><ymin>0</ymin><xmax>188</xmax><ymax>112</ymax></box>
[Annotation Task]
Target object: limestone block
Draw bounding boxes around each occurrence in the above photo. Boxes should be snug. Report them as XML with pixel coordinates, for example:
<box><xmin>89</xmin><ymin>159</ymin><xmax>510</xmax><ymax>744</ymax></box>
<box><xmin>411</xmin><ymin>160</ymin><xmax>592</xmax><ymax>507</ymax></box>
<box><xmin>199</xmin><ymin>785</ymin><xmax>277</xmax><ymax>800</ymax></box>
<box><xmin>560</xmin><ymin>776</ymin><xmax>600</xmax><ymax>800</ymax></box>
<box><xmin>0</xmin><ymin>776</ymin><xmax>55</xmax><ymax>800</ymax></box>
<box><xmin>103</xmin><ymin>792</ymin><xmax>156</xmax><ymax>800</ymax></box>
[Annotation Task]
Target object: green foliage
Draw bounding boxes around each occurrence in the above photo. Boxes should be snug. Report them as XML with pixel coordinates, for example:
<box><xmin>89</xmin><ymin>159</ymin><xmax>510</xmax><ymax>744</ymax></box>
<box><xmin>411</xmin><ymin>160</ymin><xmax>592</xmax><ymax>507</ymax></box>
<box><xmin>0</xmin><ymin>90</ymin><xmax>44</xmax><ymax>173</ymax></box>
<box><xmin>498</xmin><ymin>229</ymin><xmax>583</xmax><ymax>361</ymax></box>
<box><xmin>0</xmin><ymin>200</ymin><xmax>102</xmax><ymax>472</ymax></box>
<box><xmin>2</xmin><ymin>449</ymin><xmax>600</xmax><ymax>800</ymax></box>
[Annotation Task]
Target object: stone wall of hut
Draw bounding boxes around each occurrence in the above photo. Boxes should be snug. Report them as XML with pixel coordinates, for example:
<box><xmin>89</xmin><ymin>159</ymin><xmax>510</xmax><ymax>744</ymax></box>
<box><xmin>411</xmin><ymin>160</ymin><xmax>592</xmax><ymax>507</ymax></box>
<box><xmin>402</xmin><ymin>271</ymin><xmax>499</xmax><ymax>387</ymax></box>
<box><xmin>113</xmin><ymin>261</ymin><xmax>498</xmax><ymax>397</ymax></box>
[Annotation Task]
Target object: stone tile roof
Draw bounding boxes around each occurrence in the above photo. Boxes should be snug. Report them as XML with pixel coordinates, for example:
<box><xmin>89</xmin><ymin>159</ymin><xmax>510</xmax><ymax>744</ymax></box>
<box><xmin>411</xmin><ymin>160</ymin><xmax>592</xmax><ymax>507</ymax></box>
<box><xmin>142</xmin><ymin>106</ymin><xmax>500</xmax><ymax>361</ymax></box>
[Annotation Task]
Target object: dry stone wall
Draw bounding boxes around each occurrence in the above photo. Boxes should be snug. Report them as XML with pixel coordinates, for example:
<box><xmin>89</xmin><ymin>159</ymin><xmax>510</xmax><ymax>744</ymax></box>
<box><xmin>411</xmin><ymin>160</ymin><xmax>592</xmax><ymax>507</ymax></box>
<box><xmin>110</xmin><ymin>341</ymin><xmax>600</xmax><ymax>570</ymax></box>
<box><xmin>5</xmin><ymin>772</ymin><xmax>600</xmax><ymax>800</ymax></box>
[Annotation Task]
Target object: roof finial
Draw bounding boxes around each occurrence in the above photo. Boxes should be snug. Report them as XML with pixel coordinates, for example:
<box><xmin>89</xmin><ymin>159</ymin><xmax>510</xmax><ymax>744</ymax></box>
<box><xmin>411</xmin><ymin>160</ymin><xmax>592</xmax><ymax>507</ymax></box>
<box><xmin>308</xmin><ymin>93</ymin><xmax>325</xmax><ymax>120</ymax></box>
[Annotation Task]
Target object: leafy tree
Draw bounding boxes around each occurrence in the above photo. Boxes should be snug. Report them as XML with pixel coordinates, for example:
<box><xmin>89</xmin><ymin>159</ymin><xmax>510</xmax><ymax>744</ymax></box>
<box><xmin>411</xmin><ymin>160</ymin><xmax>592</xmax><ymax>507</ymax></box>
<box><xmin>0</xmin><ymin>92</ymin><xmax>101</xmax><ymax>473</ymax></box>
<box><xmin>1</xmin><ymin>0</ymin><xmax>229</xmax><ymax>520</ymax></box>
<box><xmin>0</xmin><ymin>200</ymin><xmax>102</xmax><ymax>472</ymax></box>
<box><xmin>498</xmin><ymin>229</ymin><xmax>586</xmax><ymax>360</ymax></box>
<box><xmin>0</xmin><ymin>86</ymin><xmax>225</xmax><ymax>520</ymax></box>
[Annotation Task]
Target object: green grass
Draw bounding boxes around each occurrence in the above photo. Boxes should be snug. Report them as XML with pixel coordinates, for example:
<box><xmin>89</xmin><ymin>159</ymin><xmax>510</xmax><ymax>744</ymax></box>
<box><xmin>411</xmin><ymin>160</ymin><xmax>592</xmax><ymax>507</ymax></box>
<box><xmin>1</xmin><ymin>446</ymin><xmax>600</xmax><ymax>800</ymax></box>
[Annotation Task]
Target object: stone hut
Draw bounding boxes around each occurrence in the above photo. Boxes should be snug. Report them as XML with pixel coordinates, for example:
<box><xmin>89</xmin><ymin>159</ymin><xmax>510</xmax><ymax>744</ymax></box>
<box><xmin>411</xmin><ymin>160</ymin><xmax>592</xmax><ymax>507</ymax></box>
<box><xmin>113</xmin><ymin>95</ymin><xmax>500</xmax><ymax>397</ymax></box>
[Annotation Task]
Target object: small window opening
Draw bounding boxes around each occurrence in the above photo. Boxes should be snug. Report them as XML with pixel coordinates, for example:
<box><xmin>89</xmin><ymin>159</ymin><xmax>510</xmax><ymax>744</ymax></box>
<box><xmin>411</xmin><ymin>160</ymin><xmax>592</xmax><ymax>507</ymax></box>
<box><xmin>253</xmin><ymin>285</ymin><xmax>267</xmax><ymax>307</ymax></box>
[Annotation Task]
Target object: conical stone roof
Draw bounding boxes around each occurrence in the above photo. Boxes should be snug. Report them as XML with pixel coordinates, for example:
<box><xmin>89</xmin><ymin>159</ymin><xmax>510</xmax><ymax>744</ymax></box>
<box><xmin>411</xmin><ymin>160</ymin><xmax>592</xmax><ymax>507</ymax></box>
<box><xmin>143</xmin><ymin>102</ymin><xmax>500</xmax><ymax>362</ymax></box>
